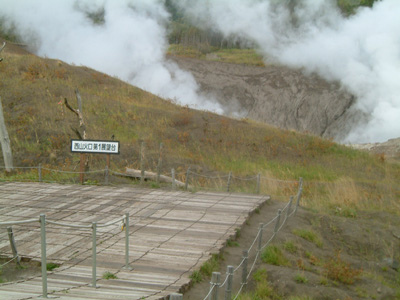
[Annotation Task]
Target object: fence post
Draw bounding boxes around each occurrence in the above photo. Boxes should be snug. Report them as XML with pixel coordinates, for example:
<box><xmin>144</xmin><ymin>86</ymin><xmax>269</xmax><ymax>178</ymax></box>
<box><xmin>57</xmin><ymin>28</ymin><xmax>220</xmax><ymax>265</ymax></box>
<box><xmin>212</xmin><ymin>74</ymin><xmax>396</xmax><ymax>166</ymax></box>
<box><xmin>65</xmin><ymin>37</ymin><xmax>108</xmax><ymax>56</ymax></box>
<box><xmin>171</xmin><ymin>168</ymin><xmax>176</xmax><ymax>190</ymax></box>
<box><xmin>209</xmin><ymin>272</ymin><xmax>220</xmax><ymax>300</ymax></box>
<box><xmin>256</xmin><ymin>173</ymin><xmax>261</xmax><ymax>194</ymax></box>
<box><xmin>285</xmin><ymin>196</ymin><xmax>294</xmax><ymax>223</ymax></box>
<box><xmin>185</xmin><ymin>167</ymin><xmax>190</xmax><ymax>191</ymax></box>
<box><xmin>38</xmin><ymin>164</ymin><xmax>42</xmax><ymax>182</ymax></box>
<box><xmin>241</xmin><ymin>250</ymin><xmax>248</xmax><ymax>291</ymax></box>
<box><xmin>104</xmin><ymin>165</ymin><xmax>109</xmax><ymax>185</ymax></box>
<box><xmin>40</xmin><ymin>214</ymin><xmax>48</xmax><ymax>298</ymax></box>
<box><xmin>123</xmin><ymin>213</ymin><xmax>132</xmax><ymax>270</ymax></box>
<box><xmin>170</xmin><ymin>294</ymin><xmax>183</xmax><ymax>300</ymax></box>
<box><xmin>140</xmin><ymin>142</ymin><xmax>145</xmax><ymax>184</ymax></box>
<box><xmin>257</xmin><ymin>223</ymin><xmax>264</xmax><ymax>256</ymax></box>
<box><xmin>224</xmin><ymin>265</ymin><xmax>234</xmax><ymax>300</ymax></box>
<box><xmin>157</xmin><ymin>142</ymin><xmax>163</xmax><ymax>185</ymax></box>
<box><xmin>274</xmin><ymin>209</ymin><xmax>282</xmax><ymax>236</ymax></box>
<box><xmin>294</xmin><ymin>177</ymin><xmax>303</xmax><ymax>215</ymax></box>
<box><xmin>7</xmin><ymin>227</ymin><xmax>20</xmax><ymax>265</ymax></box>
<box><xmin>80</xmin><ymin>153</ymin><xmax>85</xmax><ymax>184</ymax></box>
<box><xmin>92</xmin><ymin>222</ymin><xmax>97</xmax><ymax>288</ymax></box>
<box><xmin>227</xmin><ymin>172</ymin><xmax>232</xmax><ymax>192</ymax></box>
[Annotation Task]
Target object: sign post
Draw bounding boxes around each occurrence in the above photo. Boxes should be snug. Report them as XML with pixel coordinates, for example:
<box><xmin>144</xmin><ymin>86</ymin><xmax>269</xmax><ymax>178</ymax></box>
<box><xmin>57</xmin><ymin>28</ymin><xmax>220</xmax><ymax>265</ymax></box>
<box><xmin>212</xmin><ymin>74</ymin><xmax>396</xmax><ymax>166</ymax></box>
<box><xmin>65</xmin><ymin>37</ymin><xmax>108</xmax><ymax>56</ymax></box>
<box><xmin>71</xmin><ymin>139</ymin><xmax>120</xmax><ymax>184</ymax></box>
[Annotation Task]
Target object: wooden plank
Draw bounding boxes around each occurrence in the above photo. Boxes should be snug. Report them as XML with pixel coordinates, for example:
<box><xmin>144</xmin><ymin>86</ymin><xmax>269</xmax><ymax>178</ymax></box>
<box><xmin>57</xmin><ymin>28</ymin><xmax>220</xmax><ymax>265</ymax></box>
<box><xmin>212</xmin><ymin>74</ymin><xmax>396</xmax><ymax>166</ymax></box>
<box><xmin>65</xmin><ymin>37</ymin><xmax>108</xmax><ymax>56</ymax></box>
<box><xmin>0</xmin><ymin>182</ymin><xmax>268</xmax><ymax>299</ymax></box>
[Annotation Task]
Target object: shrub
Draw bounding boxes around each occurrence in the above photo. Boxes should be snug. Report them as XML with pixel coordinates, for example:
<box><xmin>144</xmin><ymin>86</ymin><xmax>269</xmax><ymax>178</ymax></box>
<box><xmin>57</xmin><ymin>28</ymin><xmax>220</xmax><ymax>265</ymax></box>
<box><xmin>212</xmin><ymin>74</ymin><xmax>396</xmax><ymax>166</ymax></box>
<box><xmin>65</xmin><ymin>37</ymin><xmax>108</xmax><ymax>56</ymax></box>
<box><xmin>323</xmin><ymin>251</ymin><xmax>362</xmax><ymax>284</ymax></box>
<box><xmin>283</xmin><ymin>240</ymin><xmax>298</xmax><ymax>253</ymax></box>
<box><xmin>261</xmin><ymin>245</ymin><xmax>290</xmax><ymax>266</ymax></box>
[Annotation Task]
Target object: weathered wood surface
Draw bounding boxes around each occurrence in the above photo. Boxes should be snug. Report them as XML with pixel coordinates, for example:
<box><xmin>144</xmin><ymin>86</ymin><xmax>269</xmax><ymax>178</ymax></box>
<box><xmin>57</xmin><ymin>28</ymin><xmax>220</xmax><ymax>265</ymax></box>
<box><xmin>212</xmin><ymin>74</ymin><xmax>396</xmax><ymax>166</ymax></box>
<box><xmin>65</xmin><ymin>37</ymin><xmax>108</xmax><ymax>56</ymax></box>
<box><xmin>124</xmin><ymin>167</ymin><xmax>186</xmax><ymax>187</ymax></box>
<box><xmin>0</xmin><ymin>182</ymin><xmax>269</xmax><ymax>299</ymax></box>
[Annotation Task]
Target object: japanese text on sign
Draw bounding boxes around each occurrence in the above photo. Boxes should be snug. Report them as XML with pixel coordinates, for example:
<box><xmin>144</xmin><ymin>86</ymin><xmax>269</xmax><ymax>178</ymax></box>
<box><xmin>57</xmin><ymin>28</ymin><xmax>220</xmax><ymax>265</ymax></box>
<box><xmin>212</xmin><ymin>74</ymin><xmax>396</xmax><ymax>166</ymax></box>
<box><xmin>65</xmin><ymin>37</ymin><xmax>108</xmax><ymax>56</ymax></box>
<box><xmin>71</xmin><ymin>140</ymin><xmax>120</xmax><ymax>154</ymax></box>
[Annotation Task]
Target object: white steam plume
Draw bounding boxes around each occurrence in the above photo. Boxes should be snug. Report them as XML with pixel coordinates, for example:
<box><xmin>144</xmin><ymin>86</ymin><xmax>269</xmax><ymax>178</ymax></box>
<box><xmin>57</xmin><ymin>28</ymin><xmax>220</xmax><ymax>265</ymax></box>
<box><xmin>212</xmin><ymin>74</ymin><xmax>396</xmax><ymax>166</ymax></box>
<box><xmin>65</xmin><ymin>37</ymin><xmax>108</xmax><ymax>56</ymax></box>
<box><xmin>174</xmin><ymin>0</ymin><xmax>400</xmax><ymax>143</ymax></box>
<box><xmin>0</xmin><ymin>0</ymin><xmax>222</xmax><ymax>113</ymax></box>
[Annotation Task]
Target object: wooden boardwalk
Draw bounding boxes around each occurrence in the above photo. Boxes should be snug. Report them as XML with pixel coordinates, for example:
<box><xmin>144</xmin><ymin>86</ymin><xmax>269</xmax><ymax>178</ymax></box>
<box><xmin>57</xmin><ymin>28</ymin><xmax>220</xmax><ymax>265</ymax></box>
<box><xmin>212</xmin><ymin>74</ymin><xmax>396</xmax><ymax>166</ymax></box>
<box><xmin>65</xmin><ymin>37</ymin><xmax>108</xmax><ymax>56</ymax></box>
<box><xmin>0</xmin><ymin>182</ymin><xmax>268</xmax><ymax>299</ymax></box>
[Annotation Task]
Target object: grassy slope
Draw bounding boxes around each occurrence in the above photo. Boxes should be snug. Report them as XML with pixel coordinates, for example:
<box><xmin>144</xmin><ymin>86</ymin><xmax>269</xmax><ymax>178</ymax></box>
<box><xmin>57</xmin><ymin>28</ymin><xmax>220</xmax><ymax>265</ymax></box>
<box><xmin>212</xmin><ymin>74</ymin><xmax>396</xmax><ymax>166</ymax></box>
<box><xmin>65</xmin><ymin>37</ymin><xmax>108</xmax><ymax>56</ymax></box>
<box><xmin>0</xmin><ymin>43</ymin><xmax>399</xmax><ymax>215</ymax></box>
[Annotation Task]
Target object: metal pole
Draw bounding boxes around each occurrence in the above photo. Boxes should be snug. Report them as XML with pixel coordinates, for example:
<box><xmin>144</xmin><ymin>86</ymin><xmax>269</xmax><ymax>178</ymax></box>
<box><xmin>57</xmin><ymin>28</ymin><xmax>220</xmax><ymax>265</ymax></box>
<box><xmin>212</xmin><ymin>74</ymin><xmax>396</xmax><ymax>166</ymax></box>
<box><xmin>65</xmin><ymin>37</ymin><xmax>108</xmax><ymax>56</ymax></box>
<box><xmin>40</xmin><ymin>214</ymin><xmax>48</xmax><ymax>298</ymax></box>
<box><xmin>92</xmin><ymin>222</ymin><xmax>97</xmax><ymax>288</ymax></box>
<box><xmin>171</xmin><ymin>168</ymin><xmax>176</xmax><ymax>190</ymax></box>
<box><xmin>256</xmin><ymin>173</ymin><xmax>261</xmax><ymax>194</ymax></box>
<box><xmin>38</xmin><ymin>163</ymin><xmax>42</xmax><ymax>182</ymax></box>
<box><xmin>227</xmin><ymin>172</ymin><xmax>232</xmax><ymax>192</ymax></box>
<box><xmin>241</xmin><ymin>250</ymin><xmax>248</xmax><ymax>291</ymax></box>
<box><xmin>209</xmin><ymin>272</ymin><xmax>220</xmax><ymax>300</ymax></box>
<box><xmin>285</xmin><ymin>196</ymin><xmax>294</xmax><ymax>223</ymax></box>
<box><xmin>185</xmin><ymin>167</ymin><xmax>190</xmax><ymax>191</ymax></box>
<box><xmin>124</xmin><ymin>213</ymin><xmax>132</xmax><ymax>270</ymax></box>
<box><xmin>224</xmin><ymin>266</ymin><xmax>234</xmax><ymax>300</ymax></box>
<box><xmin>157</xmin><ymin>143</ymin><xmax>163</xmax><ymax>185</ymax></box>
<box><xmin>294</xmin><ymin>178</ymin><xmax>303</xmax><ymax>215</ymax></box>
<box><xmin>7</xmin><ymin>227</ymin><xmax>20</xmax><ymax>265</ymax></box>
<box><xmin>257</xmin><ymin>223</ymin><xmax>264</xmax><ymax>255</ymax></box>
<box><xmin>140</xmin><ymin>142</ymin><xmax>145</xmax><ymax>184</ymax></box>
<box><xmin>274</xmin><ymin>209</ymin><xmax>282</xmax><ymax>235</ymax></box>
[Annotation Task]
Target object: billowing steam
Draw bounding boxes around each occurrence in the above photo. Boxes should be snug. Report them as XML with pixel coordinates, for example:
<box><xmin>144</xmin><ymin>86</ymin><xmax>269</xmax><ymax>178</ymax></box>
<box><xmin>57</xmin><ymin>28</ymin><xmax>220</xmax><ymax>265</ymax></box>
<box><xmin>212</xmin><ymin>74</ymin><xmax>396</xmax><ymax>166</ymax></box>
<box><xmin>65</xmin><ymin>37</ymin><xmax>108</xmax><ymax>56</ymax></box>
<box><xmin>0</xmin><ymin>0</ymin><xmax>222</xmax><ymax>113</ymax></box>
<box><xmin>1</xmin><ymin>0</ymin><xmax>399</xmax><ymax>143</ymax></box>
<box><xmin>173</xmin><ymin>0</ymin><xmax>400</xmax><ymax>143</ymax></box>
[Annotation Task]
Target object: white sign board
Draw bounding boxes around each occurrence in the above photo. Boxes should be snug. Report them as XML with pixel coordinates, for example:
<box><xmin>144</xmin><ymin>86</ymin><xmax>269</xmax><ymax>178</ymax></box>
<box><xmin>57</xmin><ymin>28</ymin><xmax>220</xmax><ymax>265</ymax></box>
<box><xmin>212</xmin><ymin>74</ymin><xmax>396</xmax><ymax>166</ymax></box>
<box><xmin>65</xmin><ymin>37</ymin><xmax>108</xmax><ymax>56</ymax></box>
<box><xmin>71</xmin><ymin>140</ymin><xmax>120</xmax><ymax>154</ymax></box>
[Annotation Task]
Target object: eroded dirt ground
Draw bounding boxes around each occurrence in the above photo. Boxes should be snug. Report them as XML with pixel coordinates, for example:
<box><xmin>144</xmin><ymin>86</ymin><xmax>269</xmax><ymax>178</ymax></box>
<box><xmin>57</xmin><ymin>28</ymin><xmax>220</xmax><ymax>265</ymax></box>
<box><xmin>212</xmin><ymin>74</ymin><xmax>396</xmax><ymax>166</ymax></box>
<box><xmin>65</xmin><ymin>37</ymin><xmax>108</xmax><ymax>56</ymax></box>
<box><xmin>183</xmin><ymin>199</ymin><xmax>400</xmax><ymax>300</ymax></box>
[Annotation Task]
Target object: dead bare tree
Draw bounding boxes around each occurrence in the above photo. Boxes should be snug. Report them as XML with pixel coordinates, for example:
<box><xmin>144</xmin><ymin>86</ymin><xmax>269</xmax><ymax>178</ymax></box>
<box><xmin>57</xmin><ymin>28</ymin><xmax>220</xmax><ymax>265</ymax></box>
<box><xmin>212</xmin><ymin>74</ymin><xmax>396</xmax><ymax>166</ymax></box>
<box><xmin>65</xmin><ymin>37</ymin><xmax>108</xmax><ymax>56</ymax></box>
<box><xmin>64</xmin><ymin>89</ymin><xmax>89</xmax><ymax>179</ymax></box>
<box><xmin>64</xmin><ymin>89</ymin><xmax>87</xmax><ymax>140</ymax></box>
<box><xmin>0</xmin><ymin>97</ymin><xmax>14</xmax><ymax>172</ymax></box>
<box><xmin>0</xmin><ymin>42</ymin><xmax>6</xmax><ymax>62</ymax></box>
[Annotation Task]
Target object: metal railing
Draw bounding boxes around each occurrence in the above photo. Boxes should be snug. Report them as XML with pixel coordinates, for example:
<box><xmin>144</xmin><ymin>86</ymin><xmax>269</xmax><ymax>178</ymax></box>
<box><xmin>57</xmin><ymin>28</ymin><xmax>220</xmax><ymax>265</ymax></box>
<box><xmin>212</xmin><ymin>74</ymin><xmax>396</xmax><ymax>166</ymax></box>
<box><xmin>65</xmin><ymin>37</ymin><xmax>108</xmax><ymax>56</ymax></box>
<box><xmin>0</xmin><ymin>213</ymin><xmax>130</xmax><ymax>298</ymax></box>
<box><xmin>0</xmin><ymin>164</ymin><xmax>300</xmax><ymax>196</ymax></box>
<box><xmin>199</xmin><ymin>179</ymin><xmax>303</xmax><ymax>300</ymax></box>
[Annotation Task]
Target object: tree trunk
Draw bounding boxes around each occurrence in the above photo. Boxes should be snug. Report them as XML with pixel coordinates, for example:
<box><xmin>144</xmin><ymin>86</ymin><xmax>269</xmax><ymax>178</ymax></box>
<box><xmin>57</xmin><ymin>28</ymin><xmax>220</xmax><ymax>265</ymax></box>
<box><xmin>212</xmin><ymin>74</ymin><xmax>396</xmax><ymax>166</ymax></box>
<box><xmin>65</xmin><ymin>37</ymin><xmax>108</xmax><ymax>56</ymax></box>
<box><xmin>0</xmin><ymin>97</ymin><xmax>14</xmax><ymax>172</ymax></box>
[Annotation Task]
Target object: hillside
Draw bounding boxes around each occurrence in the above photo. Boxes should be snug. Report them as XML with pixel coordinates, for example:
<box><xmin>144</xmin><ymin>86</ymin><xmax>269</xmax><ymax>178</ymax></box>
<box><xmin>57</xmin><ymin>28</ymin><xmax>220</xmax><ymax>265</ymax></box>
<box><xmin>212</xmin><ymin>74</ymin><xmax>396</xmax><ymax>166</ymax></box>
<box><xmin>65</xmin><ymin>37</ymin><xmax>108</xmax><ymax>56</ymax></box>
<box><xmin>170</xmin><ymin>55</ymin><xmax>360</xmax><ymax>140</ymax></box>
<box><xmin>0</xmin><ymin>38</ymin><xmax>400</xmax><ymax>299</ymax></box>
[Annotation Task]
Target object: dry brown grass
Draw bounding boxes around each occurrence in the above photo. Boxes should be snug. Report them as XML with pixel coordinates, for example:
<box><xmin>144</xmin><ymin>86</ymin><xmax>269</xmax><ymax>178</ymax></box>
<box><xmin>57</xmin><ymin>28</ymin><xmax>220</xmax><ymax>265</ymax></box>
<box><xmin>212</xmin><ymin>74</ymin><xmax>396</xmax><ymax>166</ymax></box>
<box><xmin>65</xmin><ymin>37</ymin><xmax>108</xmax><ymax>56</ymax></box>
<box><xmin>0</xmin><ymin>49</ymin><xmax>399</xmax><ymax>216</ymax></box>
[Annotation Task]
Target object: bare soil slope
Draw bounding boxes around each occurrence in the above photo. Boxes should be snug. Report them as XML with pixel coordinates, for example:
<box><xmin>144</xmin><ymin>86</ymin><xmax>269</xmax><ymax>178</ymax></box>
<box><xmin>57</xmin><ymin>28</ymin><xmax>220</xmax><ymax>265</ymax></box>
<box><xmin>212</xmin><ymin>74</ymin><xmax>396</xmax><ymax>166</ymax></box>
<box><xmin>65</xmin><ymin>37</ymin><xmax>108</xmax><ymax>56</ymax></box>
<box><xmin>171</xmin><ymin>56</ymin><xmax>363</xmax><ymax>140</ymax></box>
<box><xmin>183</xmin><ymin>200</ymin><xmax>400</xmax><ymax>300</ymax></box>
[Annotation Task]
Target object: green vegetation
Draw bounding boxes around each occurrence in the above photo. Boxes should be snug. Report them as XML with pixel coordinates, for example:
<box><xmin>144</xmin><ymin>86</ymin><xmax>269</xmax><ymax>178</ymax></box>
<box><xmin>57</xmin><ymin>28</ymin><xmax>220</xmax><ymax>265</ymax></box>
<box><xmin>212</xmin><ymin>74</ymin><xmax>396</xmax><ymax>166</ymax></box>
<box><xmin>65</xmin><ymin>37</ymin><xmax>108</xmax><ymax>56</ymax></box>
<box><xmin>294</xmin><ymin>273</ymin><xmax>309</xmax><ymax>284</ymax></box>
<box><xmin>189</xmin><ymin>270</ymin><xmax>202</xmax><ymax>284</ymax></box>
<box><xmin>261</xmin><ymin>245</ymin><xmax>290</xmax><ymax>266</ymax></box>
<box><xmin>46</xmin><ymin>263</ymin><xmax>60</xmax><ymax>271</ymax></box>
<box><xmin>167</xmin><ymin>44</ymin><xmax>265</xmax><ymax>66</ymax></box>
<box><xmin>283</xmin><ymin>241</ymin><xmax>298</xmax><ymax>254</ymax></box>
<box><xmin>226</xmin><ymin>238</ymin><xmax>239</xmax><ymax>247</ymax></box>
<box><xmin>102</xmin><ymin>271</ymin><xmax>117</xmax><ymax>280</ymax></box>
<box><xmin>292</xmin><ymin>229</ymin><xmax>323</xmax><ymax>248</ymax></box>
<box><xmin>337</xmin><ymin>0</ymin><xmax>381</xmax><ymax>16</ymax></box>
<box><xmin>237</xmin><ymin>269</ymin><xmax>279</xmax><ymax>300</ymax></box>
<box><xmin>200</xmin><ymin>253</ymin><xmax>223</xmax><ymax>278</ymax></box>
<box><xmin>189</xmin><ymin>253</ymin><xmax>224</xmax><ymax>284</ymax></box>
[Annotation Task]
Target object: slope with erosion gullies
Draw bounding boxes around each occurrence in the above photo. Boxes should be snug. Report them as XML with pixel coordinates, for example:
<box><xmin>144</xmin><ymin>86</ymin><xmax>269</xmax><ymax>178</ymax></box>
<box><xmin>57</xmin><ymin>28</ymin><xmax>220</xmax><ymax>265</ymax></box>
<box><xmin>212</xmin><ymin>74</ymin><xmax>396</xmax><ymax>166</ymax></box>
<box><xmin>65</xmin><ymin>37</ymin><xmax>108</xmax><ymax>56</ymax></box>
<box><xmin>0</xmin><ymin>38</ymin><xmax>399</xmax><ymax>215</ymax></box>
<box><xmin>170</xmin><ymin>55</ymin><xmax>363</xmax><ymax>141</ymax></box>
